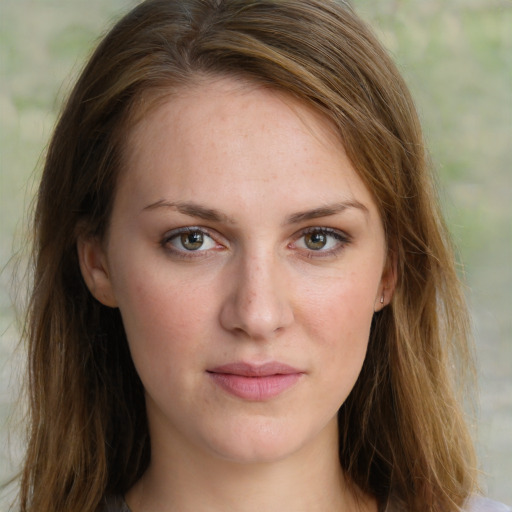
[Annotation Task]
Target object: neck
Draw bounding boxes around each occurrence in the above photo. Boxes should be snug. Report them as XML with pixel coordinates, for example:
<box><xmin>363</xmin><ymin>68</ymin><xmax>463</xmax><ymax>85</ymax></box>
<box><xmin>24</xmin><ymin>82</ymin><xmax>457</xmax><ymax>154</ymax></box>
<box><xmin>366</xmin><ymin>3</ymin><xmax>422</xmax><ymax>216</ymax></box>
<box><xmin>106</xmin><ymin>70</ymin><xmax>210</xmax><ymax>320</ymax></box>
<box><xmin>125</xmin><ymin>421</ymin><xmax>377</xmax><ymax>512</ymax></box>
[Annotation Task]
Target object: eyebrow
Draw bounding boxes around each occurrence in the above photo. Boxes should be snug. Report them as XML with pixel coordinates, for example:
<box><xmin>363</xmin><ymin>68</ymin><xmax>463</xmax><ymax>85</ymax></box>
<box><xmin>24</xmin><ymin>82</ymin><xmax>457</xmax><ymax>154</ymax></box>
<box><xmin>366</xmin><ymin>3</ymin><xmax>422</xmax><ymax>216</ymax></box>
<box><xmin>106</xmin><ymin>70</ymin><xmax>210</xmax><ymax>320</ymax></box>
<box><xmin>285</xmin><ymin>200</ymin><xmax>369</xmax><ymax>225</ymax></box>
<box><xmin>142</xmin><ymin>199</ymin><xmax>369</xmax><ymax>224</ymax></box>
<box><xmin>142</xmin><ymin>200</ymin><xmax>234</xmax><ymax>223</ymax></box>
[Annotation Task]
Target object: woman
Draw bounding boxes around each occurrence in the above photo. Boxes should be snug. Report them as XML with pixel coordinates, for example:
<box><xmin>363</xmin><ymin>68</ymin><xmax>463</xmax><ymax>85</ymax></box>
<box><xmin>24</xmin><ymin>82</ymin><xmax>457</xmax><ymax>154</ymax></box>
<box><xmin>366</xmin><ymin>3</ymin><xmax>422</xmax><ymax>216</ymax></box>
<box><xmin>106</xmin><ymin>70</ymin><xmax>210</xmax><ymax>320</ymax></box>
<box><xmin>17</xmin><ymin>0</ymin><xmax>510</xmax><ymax>511</ymax></box>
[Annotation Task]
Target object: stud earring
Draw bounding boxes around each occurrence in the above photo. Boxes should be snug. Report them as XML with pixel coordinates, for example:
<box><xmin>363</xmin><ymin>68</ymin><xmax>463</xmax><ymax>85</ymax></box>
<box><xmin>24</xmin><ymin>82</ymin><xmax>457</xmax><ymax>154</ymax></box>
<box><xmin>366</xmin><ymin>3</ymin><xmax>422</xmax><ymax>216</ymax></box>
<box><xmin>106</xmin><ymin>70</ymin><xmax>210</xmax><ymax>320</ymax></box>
<box><xmin>380</xmin><ymin>295</ymin><xmax>384</xmax><ymax>304</ymax></box>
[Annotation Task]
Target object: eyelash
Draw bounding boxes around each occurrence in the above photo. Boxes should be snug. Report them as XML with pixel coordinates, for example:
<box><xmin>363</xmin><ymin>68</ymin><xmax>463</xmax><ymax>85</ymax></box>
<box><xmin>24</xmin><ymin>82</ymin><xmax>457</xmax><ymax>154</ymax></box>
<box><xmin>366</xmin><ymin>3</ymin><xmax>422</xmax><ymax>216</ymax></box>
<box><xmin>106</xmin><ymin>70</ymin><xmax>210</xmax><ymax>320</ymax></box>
<box><xmin>290</xmin><ymin>227</ymin><xmax>351</xmax><ymax>258</ymax></box>
<box><xmin>161</xmin><ymin>227</ymin><xmax>223</xmax><ymax>260</ymax></box>
<box><xmin>160</xmin><ymin>226</ymin><xmax>351</xmax><ymax>260</ymax></box>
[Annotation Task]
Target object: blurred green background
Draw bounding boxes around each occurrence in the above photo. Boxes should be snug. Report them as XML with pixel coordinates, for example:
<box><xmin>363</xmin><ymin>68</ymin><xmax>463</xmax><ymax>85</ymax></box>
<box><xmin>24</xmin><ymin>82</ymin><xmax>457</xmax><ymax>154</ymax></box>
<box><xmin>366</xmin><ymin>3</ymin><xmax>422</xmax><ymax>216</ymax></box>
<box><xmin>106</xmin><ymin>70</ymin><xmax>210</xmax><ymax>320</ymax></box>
<box><xmin>0</xmin><ymin>0</ymin><xmax>510</xmax><ymax>508</ymax></box>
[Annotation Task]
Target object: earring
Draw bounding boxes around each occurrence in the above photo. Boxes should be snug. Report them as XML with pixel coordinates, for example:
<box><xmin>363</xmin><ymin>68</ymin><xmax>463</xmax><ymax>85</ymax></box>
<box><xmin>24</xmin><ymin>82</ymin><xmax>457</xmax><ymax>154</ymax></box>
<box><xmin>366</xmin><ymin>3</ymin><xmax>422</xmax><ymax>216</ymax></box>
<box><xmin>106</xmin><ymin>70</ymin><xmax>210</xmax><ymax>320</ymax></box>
<box><xmin>380</xmin><ymin>295</ymin><xmax>384</xmax><ymax>304</ymax></box>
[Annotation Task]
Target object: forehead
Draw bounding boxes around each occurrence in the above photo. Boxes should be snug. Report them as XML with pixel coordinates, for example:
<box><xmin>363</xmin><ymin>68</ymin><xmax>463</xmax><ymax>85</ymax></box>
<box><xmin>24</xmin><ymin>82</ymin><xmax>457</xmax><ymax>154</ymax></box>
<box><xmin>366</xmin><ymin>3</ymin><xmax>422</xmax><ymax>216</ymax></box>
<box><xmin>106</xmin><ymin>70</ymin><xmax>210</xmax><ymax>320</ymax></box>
<box><xmin>124</xmin><ymin>75</ymin><xmax>343</xmax><ymax>160</ymax></box>
<box><xmin>115</xmin><ymin>76</ymin><xmax>378</xmax><ymax>220</ymax></box>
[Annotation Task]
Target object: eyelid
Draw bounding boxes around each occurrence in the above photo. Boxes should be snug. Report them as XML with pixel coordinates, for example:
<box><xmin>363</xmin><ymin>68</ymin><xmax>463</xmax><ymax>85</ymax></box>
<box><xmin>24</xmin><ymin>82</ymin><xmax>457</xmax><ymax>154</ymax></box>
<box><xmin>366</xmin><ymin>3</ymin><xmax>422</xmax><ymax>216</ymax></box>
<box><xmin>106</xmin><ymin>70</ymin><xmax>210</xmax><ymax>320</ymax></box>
<box><xmin>159</xmin><ymin>225</ymin><xmax>351</xmax><ymax>260</ymax></box>
<box><xmin>161</xmin><ymin>226</ymin><xmax>227</xmax><ymax>258</ymax></box>
<box><xmin>299</xmin><ymin>226</ymin><xmax>349</xmax><ymax>239</ymax></box>
<box><xmin>291</xmin><ymin>226</ymin><xmax>351</xmax><ymax>257</ymax></box>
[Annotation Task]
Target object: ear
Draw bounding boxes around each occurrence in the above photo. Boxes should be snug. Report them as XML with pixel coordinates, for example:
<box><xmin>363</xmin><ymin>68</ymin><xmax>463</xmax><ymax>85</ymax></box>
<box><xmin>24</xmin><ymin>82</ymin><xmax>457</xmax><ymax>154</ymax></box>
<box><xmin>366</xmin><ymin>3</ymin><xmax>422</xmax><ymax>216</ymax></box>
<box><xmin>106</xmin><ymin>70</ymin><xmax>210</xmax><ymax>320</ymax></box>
<box><xmin>77</xmin><ymin>235</ymin><xmax>118</xmax><ymax>308</ymax></box>
<box><xmin>375</xmin><ymin>250</ymin><xmax>397</xmax><ymax>312</ymax></box>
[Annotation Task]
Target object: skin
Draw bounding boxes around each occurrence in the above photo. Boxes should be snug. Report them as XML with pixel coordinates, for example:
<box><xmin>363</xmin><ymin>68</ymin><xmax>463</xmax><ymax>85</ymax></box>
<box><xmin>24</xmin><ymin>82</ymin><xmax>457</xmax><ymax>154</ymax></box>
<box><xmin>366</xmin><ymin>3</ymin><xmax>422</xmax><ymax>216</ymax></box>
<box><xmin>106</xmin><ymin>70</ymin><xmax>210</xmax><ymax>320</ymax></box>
<box><xmin>79</xmin><ymin>77</ymin><xmax>394</xmax><ymax>511</ymax></box>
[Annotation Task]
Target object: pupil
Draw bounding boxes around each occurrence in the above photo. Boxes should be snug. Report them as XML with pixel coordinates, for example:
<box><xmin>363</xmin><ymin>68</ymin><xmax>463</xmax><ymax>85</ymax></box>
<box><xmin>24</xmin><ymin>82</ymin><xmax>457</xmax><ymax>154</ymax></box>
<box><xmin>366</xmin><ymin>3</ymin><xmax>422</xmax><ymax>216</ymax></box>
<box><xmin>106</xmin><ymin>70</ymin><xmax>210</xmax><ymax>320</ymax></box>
<box><xmin>182</xmin><ymin>231</ymin><xmax>203</xmax><ymax>250</ymax></box>
<box><xmin>306</xmin><ymin>232</ymin><xmax>327</xmax><ymax>250</ymax></box>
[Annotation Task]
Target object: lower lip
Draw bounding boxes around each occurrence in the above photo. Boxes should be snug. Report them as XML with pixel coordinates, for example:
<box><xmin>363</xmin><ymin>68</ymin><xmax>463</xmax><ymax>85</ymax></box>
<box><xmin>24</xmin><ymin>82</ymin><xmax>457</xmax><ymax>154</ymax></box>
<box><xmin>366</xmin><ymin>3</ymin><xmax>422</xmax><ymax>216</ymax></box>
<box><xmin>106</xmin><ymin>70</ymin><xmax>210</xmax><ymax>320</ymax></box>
<box><xmin>208</xmin><ymin>372</ymin><xmax>302</xmax><ymax>401</ymax></box>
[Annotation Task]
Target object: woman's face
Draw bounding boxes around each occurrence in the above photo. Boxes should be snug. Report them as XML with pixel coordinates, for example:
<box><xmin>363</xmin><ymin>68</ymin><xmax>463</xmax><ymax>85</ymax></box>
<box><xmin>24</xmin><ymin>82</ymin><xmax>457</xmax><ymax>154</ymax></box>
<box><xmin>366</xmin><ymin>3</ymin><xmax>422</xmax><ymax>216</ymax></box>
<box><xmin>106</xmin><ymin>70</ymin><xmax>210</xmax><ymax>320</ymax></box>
<box><xmin>80</xmin><ymin>77</ymin><xmax>392</xmax><ymax>465</ymax></box>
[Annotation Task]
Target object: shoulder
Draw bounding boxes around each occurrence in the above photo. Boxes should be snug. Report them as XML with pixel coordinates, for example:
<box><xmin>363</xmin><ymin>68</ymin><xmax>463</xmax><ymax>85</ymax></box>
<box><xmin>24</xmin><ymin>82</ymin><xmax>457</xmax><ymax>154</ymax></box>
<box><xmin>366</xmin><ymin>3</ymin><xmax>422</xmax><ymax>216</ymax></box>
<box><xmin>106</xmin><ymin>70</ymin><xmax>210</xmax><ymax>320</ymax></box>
<box><xmin>98</xmin><ymin>495</ymin><xmax>131</xmax><ymax>512</ymax></box>
<box><xmin>98</xmin><ymin>494</ymin><xmax>511</xmax><ymax>512</ymax></box>
<box><xmin>385</xmin><ymin>496</ymin><xmax>510</xmax><ymax>512</ymax></box>
<box><xmin>464</xmin><ymin>496</ymin><xmax>512</xmax><ymax>512</ymax></box>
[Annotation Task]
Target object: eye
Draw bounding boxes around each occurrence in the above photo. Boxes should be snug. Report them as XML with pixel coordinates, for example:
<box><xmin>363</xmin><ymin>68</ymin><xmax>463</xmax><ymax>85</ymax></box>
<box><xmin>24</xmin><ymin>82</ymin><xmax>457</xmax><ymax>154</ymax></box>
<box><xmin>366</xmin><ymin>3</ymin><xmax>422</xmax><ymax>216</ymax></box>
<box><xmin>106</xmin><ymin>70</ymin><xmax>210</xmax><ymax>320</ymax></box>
<box><xmin>303</xmin><ymin>232</ymin><xmax>331</xmax><ymax>250</ymax></box>
<box><xmin>293</xmin><ymin>227</ymin><xmax>350</xmax><ymax>254</ymax></box>
<box><xmin>165</xmin><ymin>228</ymin><xmax>218</xmax><ymax>252</ymax></box>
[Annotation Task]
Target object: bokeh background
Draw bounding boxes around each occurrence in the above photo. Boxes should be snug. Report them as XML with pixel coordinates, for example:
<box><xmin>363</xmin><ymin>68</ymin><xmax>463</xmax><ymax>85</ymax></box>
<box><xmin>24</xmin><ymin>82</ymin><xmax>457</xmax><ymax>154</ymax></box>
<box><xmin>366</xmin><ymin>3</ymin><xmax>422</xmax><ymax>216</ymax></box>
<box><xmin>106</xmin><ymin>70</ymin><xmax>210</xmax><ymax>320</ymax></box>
<box><xmin>1</xmin><ymin>0</ymin><xmax>510</xmax><ymax>508</ymax></box>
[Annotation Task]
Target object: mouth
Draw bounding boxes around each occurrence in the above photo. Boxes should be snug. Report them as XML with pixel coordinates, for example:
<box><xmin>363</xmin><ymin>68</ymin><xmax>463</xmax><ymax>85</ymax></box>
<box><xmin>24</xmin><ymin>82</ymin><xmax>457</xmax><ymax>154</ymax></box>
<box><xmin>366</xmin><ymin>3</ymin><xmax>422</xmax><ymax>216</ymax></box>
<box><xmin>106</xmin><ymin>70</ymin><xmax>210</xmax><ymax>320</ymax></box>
<box><xmin>206</xmin><ymin>362</ymin><xmax>304</xmax><ymax>401</ymax></box>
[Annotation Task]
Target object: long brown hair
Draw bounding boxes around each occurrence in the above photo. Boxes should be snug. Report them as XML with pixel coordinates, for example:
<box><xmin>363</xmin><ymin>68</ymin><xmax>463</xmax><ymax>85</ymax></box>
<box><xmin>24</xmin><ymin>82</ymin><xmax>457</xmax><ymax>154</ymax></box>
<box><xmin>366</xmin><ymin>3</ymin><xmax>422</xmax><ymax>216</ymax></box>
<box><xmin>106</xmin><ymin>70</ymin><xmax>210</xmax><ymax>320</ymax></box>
<box><xmin>19</xmin><ymin>0</ymin><xmax>477</xmax><ymax>510</ymax></box>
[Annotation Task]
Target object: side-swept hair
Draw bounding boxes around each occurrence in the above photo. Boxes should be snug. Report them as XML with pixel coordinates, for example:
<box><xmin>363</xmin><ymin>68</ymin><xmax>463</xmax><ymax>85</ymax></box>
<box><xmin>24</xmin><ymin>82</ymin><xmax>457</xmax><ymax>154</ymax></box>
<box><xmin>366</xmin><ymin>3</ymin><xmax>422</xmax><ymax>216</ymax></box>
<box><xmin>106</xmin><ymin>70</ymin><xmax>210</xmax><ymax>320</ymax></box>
<box><xmin>20</xmin><ymin>1</ymin><xmax>477</xmax><ymax>510</ymax></box>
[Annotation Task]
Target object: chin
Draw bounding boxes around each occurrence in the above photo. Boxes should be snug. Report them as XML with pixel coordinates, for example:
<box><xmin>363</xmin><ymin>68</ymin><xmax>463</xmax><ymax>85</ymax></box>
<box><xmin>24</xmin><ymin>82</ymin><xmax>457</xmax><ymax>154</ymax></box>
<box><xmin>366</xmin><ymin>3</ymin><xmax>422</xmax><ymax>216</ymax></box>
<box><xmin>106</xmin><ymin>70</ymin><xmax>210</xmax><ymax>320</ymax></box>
<box><xmin>202</xmin><ymin>416</ymin><xmax>326</xmax><ymax>466</ymax></box>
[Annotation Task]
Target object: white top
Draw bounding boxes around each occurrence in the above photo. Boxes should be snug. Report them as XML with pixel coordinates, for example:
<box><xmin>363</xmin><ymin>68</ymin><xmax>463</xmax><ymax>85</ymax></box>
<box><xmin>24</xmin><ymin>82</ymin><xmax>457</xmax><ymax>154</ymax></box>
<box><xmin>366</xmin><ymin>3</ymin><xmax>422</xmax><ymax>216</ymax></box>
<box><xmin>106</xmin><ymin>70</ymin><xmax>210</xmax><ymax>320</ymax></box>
<box><xmin>466</xmin><ymin>496</ymin><xmax>512</xmax><ymax>512</ymax></box>
<box><xmin>101</xmin><ymin>495</ymin><xmax>511</xmax><ymax>511</ymax></box>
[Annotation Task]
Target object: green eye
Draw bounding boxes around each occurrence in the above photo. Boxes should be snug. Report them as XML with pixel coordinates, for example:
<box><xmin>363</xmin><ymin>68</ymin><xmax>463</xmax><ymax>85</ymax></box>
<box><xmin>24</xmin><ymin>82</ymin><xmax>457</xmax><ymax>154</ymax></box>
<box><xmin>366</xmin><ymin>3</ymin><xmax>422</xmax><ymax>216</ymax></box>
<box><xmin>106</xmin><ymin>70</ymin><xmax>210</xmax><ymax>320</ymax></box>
<box><xmin>161</xmin><ymin>226</ymin><xmax>223</xmax><ymax>260</ymax></box>
<box><xmin>294</xmin><ymin>227</ymin><xmax>350</xmax><ymax>255</ymax></box>
<box><xmin>180</xmin><ymin>231</ymin><xmax>204</xmax><ymax>250</ymax></box>
<box><xmin>165</xmin><ymin>228</ymin><xmax>217</xmax><ymax>253</ymax></box>
<box><xmin>304</xmin><ymin>232</ymin><xmax>328</xmax><ymax>250</ymax></box>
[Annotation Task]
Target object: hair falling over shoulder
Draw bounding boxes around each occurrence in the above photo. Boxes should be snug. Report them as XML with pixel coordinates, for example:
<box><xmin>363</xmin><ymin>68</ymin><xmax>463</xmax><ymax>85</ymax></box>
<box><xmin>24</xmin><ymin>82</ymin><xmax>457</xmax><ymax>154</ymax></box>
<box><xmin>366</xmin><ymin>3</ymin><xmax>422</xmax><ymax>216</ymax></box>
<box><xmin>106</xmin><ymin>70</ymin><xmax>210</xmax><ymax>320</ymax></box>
<box><xmin>18</xmin><ymin>1</ymin><xmax>478</xmax><ymax>511</ymax></box>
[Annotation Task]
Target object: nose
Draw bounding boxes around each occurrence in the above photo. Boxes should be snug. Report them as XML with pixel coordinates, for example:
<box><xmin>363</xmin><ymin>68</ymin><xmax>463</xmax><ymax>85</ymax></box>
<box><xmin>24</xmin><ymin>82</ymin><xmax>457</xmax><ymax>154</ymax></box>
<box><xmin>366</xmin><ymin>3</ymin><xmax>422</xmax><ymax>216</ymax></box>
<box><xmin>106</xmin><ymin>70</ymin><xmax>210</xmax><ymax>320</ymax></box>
<box><xmin>219</xmin><ymin>252</ymin><xmax>294</xmax><ymax>340</ymax></box>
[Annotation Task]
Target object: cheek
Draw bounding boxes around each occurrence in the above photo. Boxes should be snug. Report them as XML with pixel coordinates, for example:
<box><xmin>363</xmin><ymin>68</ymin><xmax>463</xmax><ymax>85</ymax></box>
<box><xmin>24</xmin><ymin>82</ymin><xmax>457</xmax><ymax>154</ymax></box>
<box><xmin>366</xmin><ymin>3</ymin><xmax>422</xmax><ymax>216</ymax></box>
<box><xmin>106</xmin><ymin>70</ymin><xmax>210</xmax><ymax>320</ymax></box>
<box><xmin>299</xmin><ymin>270</ymin><xmax>377</xmax><ymax>393</ymax></box>
<box><xmin>111</xmin><ymin>265</ymin><xmax>215</xmax><ymax>375</ymax></box>
<box><xmin>291</xmin><ymin>275</ymin><xmax>376</xmax><ymax>423</ymax></box>
<box><xmin>113</xmin><ymin>252</ymin><xmax>212</xmax><ymax>327</ymax></box>
<box><xmin>301</xmin><ymin>270</ymin><xmax>377</xmax><ymax>345</ymax></box>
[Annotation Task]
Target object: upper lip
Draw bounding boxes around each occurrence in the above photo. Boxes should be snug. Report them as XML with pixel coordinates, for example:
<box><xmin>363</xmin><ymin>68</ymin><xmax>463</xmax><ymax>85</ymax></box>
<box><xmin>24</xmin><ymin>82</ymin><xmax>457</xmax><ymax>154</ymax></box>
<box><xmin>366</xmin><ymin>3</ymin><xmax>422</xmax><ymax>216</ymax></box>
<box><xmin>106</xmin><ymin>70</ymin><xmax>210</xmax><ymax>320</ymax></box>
<box><xmin>207</xmin><ymin>362</ymin><xmax>303</xmax><ymax>377</ymax></box>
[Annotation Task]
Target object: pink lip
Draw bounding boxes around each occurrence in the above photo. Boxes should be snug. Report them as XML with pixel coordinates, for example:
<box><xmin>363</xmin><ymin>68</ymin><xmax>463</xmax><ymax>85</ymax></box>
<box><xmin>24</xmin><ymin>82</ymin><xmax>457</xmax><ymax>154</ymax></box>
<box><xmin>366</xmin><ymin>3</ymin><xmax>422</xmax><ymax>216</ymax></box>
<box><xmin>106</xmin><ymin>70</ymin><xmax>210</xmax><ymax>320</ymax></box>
<box><xmin>207</xmin><ymin>362</ymin><xmax>304</xmax><ymax>401</ymax></box>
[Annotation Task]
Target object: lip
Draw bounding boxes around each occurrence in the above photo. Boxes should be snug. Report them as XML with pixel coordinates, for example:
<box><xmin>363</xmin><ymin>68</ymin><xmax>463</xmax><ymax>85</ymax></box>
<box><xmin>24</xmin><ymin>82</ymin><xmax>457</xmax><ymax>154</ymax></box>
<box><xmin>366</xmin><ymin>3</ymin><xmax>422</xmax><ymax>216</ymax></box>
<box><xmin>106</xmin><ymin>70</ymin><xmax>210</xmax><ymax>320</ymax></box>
<box><xmin>207</xmin><ymin>362</ymin><xmax>304</xmax><ymax>401</ymax></box>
